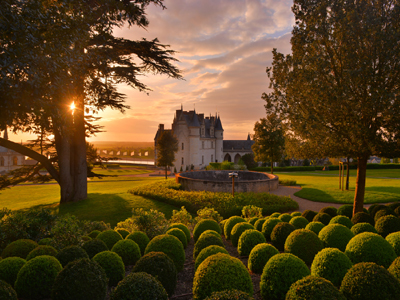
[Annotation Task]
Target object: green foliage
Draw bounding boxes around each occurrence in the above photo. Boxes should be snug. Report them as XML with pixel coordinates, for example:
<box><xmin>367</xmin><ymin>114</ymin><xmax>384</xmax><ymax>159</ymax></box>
<box><xmin>168</xmin><ymin>223</ymin><xmax>191</xmax><ymax>244</ymax></box>
<box><xmin>26</xmin><ymin>245</ymin><xmax>57</xmax><ymax>260</ymax></box>
<box><xmin>96</xmin><ymin>230</ymin><xmax>123</xmax><ymax>250</ymax></box>
<box><xmin>337</xmin><ymin>204</ymin><xmax>354</xmax><ymax>219</ymax></box>
<box><xmin>224</xmin><ymin>216</ymin><xmax>246</xmax><ymax>240</ymax></box>
<box><xmin>351</xmin><ymin>212</ymin><xmax>374</xmax><ymax>226</ymax></box>
<box><xmin>313</xmin><ymin>213</ymin><xmax>332</xmax><ymax>225</ymax></box>
<box><xmin>88</xmin><ymin>230</ymin><xmax>101</xmax><ymax>239</ymax></box>
<box><xmin>329</xmin><ymin>215</ymin><xmax>353</xmax><ymax>229</ymax></box>
<box><xmin>388</xmin><ymin>257</ymin><xmax>400</xmax><ymax>282</ymax></box>
<box><xmin>0</xmin><ymin>257</ymin><xmax>26</xmax><ymax>286</ymax></box>
<box><xmin>286</xmin><ymin>275</ymin><xmax>346</xmax><ymax>300</ymax></box>
<box><xmin>1</xmin><ymin>239</ymin><xmax>38</xmax><ymax>259</ymax></box>
<box><xmin>319</xmin><ymin>207</ymin><xmax>337</xmax><ymax>218</ymax></box>
<box><xmin>248</xmin><ymin>217</ymin><xmax>260</xmax><ymax>226</ymax></box>
<box><xmin>241</xmin><ymin>153</ymin><xmax>258</xmax><ymax>170</ymax></box>
<box><xmin>241</xmin><ymin>205</ymin><xmax>263</xmax><ymax>219</ymax></box>
<box><xmin>52</xmin><ymin>258</ymin><xmax>108</xmax><ymax>300</ymax></box>
<box><xmin>270</xmin><ymin>222</ymin><xmax>295</xmax><ymax>251</ymax></box>
<box><xmin>340</xmin><ymin>262</ymin><xmax>400</xmax><ymax>300</ymax></box>
<box><xmin>291</xmin><ymin>212</ymin><xmax>302</xmax><ymax>217</ymax></box>
<box><xmin>350</xmin><ymin>222</ymin><xmax>377</xmax><ymax>235</ymax></box>
<box><xmin>132</xmin><ymin>252</ymin><xmax>177</xmax><ymax>297</ymax></box>
<box><xmin>260</xmin><ymin>253</ymin><xmax>310</xmax><ymax>300</ymax></box>
<box><xmin>170</xmin><ymin>206</ymin><xmax>195</xmax><ymax>231</ymax></box>
<box><xmin>231</xmin><ymin>223</ymin><xmax>254</xmax><ymax>247</ymax></box>
<box><xmin>125</xmin><ymin>231</ymin><xmax>150</xmax><ymax>256</ymax></box>
<box><xmin>375</xmin><ymin>215</ymin><xmax>400</xmax><ymax>237</ymax></box>
<box><xmin>196</xmin><ymin>207</ymin><xmax>223</xmax><ymax>224</ymax></box>
<box><xmin>38</xmin><ymin>238</ymin><xmax>53</xmax><ymax>245</ymax></box>
<box><xmin>289</xmin><ymin>216</ymin><xmax>309</xmax><ymax>229</ymax></box>
<box><xmin>14</xmin><ymin>255</ymin><xmax>62</xmax><ymax>300</ymax></box>
<box><xmin>111</xmin><ymin>272</ymin><xmax>168</xmax><ymax>300</ymax></box>
<box><xmin>93</xmin><ymin>251</ymin><xmax>125</xmax><ymax>286</ymax></box>
<box><xmin>193</xmin><ymin>232</ymin><xmax>225</xmax><ymax>260</ymax></box>
<box><xmin>111</xmin><ymin>239</ymin><xmax>141</xmax><ymax>266</ymax></box>
<box><xmin>50</xmin><ymin>214</ymin><xmax>84</xmax><ymax>250</ymax></box>
<box><xmin>204</xmin><ymin>289</ymin><xmax>254</xmax><ymax>300</ymax></box>
<box><xmin>238</xmin><ymin>229</ymin><xmax>266</xmax><ymax>256</ymax></box>
<box><xmin>166</xmin><ymin>228</ymin><xmax>187</xmax><ymax>248</ymax></box>
<box><xmin>156</xmin><ymin>130</ymin><xmax>178</xmax><ymax>170</ymax></box>
<box><xmin>0</xmin><ymin>280</ymin><xmax>17</xmax><ymax>300</ymax></box>
<box><xmin>270</xmin><ymin>212</ymin><xmax>281</xmax><ymax>218</ymax></box>
<box><xmin>55</xmin><ymin>245</ymin><xmax>88</xmax><ymax>267</ymax></box>
<box><xmin>301</xmin><ymin>210</ymin><xmax>317</xmax><ymax>222</ymax></box>
<box><xmin>305</xmin><ymin>222</ymin><xmax>325</xmax><ymax>235</ymax></box>
<box><xmin>81</xmin><ymin>239</ymin><xmax>108</xmax><ymax>259</ymax></box>
<box><xmin>284</xmin><ymin>229</ymin><xmax>324</xmax><ymax>265</ymax></box>
<box><xmin>310</xmin><ymin>248</ymin><xmax>353</xmax><ymax>287</ymax></box>
<box><xmin>195</xmin><ymin>246</ymin><xmax>229</xmax><ymax>271</ymax></box>
<box><xmin>318</xmin><ymin>224</ymin><xmax>354</xmax><ymax>252</ymax></box>
<box><xmin>278</xmin><ymin>213</ymin><xmax>292</xmax><ymax>222</ymax></box>
<box><xmin>279</xmin><ymin>179</ymin><xmax>297</xmax><ymax>186</ymax></box>
<box><xmin>115</xmin><ymin>229</ymin><xmax>129</xmax><ymax>239</ymax></box>
<box><xmin>344</xmin><ymin>232</ymin><xmax>396</xmax><ymax>268</ymax></box>
<box><xmin>386</xmin><ymin>232</ymin><xmax>400</xmax><ymax>256</ymax></box>
<box><xmin>248</xmin><ymin>243</ymin><xmax>279</xmax><ymax>274</ymax></box>
<box><xmin>193</xmin><ymin>253</ymin><xmax>253</xmax><ymax>300</ymax></box>
<box><xmin>262</xmin><ymin>218</ymin><xmax>282</xmax><ymax>240</ymax></box>
<box><xmin>144</xmin><ymin>234</ymin><xmax>185</xmax><ymax>272</ymax></box>
<box><xmin>374</xmin><ymin>208</ymin><xmax>397</xmax><ymax>223</ymax></box>
<box><xmin>193</xmin><ymin>219</ymin><xmax>221</xmax><ymax>242</ymax></box>
<box><xmin>254</xmin><ymin>218</ymin><xmax>267</xmax><ymax>232</ymax></box>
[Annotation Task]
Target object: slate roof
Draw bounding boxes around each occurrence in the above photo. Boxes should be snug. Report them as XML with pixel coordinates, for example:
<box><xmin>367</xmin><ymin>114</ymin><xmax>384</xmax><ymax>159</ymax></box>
<box><xmin>223</xmin><ymin>139</ymin><xmax>254</xmax><ymax>151</ymax></box>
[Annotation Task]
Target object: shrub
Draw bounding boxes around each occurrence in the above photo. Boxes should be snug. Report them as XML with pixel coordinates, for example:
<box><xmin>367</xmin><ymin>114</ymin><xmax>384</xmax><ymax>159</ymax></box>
<box><xmin>125</xmin><ymin>231</ymin><xmax>150</xmax><ymax>255</ymax></box>
<box><xmin>395</xmin><ymin>206</ymin><xmax>400</xmax><ymax>216</ymax></box>
<box><xmin>270</xmin><ymin>222</ymin><xmax>295</xmax><ymax>251</ymax></box>
<box><xmin>224</xmin><ymin>216</ymin><xmax>246</xmax><ymax>240</ymax></box>
<box><xmin>132</xmin><ymin>252</ymin><xmax>177</xmax><ymax>296</ymax></box>
<box><xmin>92</xmin><ymin>251</ymin><xmax>125</xmax><ymax>286</ymax></box>
<box><xmin>284</xmin><ymin>229</ymin><xmax>324</xmax><ymax>265</ymax></box>
<box><xmin>195</xmin><ymin>246</ymin><xmax>229</xmax><ymax>271</ymax></box>
<box><xmin>52</xmin><ymin>258</ymin><xmax>107</xmax><ymax>300</ymax></box>
<box><xmin>14</xmin><ymin>255</ymin><xmax>62</xmax><ymax>300</ymax></box>
<box><xmin>193</xmin><ymin>253</ymin><xmax>253</xmax><ymax>300</ymax></box>
<box><xmin>38</xmin><ymin>238</ymin><xmax>52</xmax><ymax>245</ymax></box>
<box><xmin>115</xmin><ymin>229</ymin><xmax>129</xmax><ymax>239</ymax></box>
<box><xmin>371</xmin><ymin>205</ymin><xmax>393</xmax><ymax>221</ymax></box>
<box><xmin>193</xmin><ymin>219</ymin><xmax>221</xmax><ymax>242</ymax></box>
<box><xmin>337</xmin><ymin>204</ymin><xmax>354</xmax><ymax>219</ymax></box>
<box><xmin>194</xmin><ymin>232</ymin><xmax>225</xmax><ymax>259</ymax></box>
<box><xmin>318</xmin><ymin>224</ymin><xmax>354</xmax><ymax>252</ymax></box>
<box><xmin>386</xmin><ymin>232</ymin><xmax>400</xmax><ymax>256</ymax></box>
<box><xmin>81</xmin><ymin>220</ymin><xmax>110</xmax><ymax>233</ymax></box>
<box><xmin>231</xmin><ymin>222</ymin><xmax>254</xmax><ymax>247</ymax></box>
<box><xmin>313</xmin><ymin>212</ymin><xmax>332</xmax><ymax>225</ymax></box>
<box><xmin>0</xmin><ymin>280</ymin><xmax>17</xmax><ymax>300</ymax></box>
<box><xmin>111</xmin><ymin>239</ymin><xmax>141</xmax><ymax>266</ymax></box>
<box><xmin>310</xmin><ymin>248</ymin><xmax>353</xmax><ymax>287</ymax></box>
<box><xmin>329</xmin><ymin>215</ymin><xmax>353</xmax><ymax>229</ymax></box>
<box><xmin>145</xmin><ymin>234</ymin><xmax>185</xmax><ymax>271</ymax></box>
<box><xmin>0</xmin><ymin>257</ymin><xmax>26</xmax><ymax>286</ymax></box>
<box><xmin>374</xmin><ymin>208</ymin><xmax>397</xmax><ymax>223</ymax></box>
<box><xmin>110</xmin><ymin>272</ymin><xmax>168</xmax><ymax>300</ymax></box>
<box><xmin>261</xmin><ymin>218</ymin><xmax>282</xmax><ymax>240</ymax></box>
<box><xmin>387</xmin><ymin>202</ymin><xmax>400</xmax><ymax>211</ymax></box>
<box><xmin>96</xmin><ymin>230</ymin><xmax>123</xmax><ymax>250</ymax></box>
<box><xmin>81</xmin><ymin>239</ymin><xmax>108</xmax><ymax>259</ymax></box>
<box><xmin>204</xmin><ymin>289</ymin><xmax>254</xmax><ymax>300</ymax></box>
<box><xmin>367</xmin><ymin>203</ymin><xmax>379</xmax><ymax>214</ymax></box>
<box><xmin>344</xmin><ymin>232</ymin><xmax>396</xmax><ymax>268</ymax></box>
<box><xmin>260</xmin><ymin>253</ymin><xmax>310</xmax><ymax>300</ymax></box>
<box><xmin>248</xmin><ymin>243</ymin><xmax>279</xmax><ymax>274</ymax></box>
<box><xmin>219</xmin><ymin>219</ymin><xmax>227</xmax><ymax>234</ymax></box>
<box><xmin>319</xmin><ymin>206</ymin><xmax>337</xmax><ymax>217</ymax></box>
<box><xmin>238</xmin><ymin>229</ymin><xmax>266</xmax><ymax>256</ymax></box>
<box><xmin>375</xmin><ymin>214</ymin><xmax>400</xmax><ymax>237</ymax></box>
<box><xmin>199</xmin><ymin>229</ymin><xmax>223</xmax><ymax>241</ymax></box>
<box><xmin>351</xmin><ymin>212</ymin><xmax>374</xmax><ymax>226</ymax></box>
<box><xmin>88</xmin><ymin>230</ymin><xmax>101</xmax><ymax>239</ymax></box>
<box><xmin>289</xmin><ymin>216</ymin><xmax>309</xmax><ymax>229</ymax></box>
<box><xmin>340</xmin><ymin>262</ymin><xmax>400</xmax><ymax>300</ymax></box>
<box><xmin>302</xmin><ymin>210</ymin><xmax>317</xmax><ymax>222</ymax></box>
<box><xmin>254</xmin><ymin>218</ymin><xmax>267</xmax><ymax>232</ymax></box>
<box><xmin>248</xmin><ymin>217</ymin><xmax>259</xmax><ymax>226</ymax></box>
<box><xmin>1</xmin><ymin>239</ymin><xmax>38</xmax><ymax>259</ymax></box>
<box><xmin>50</xmin><ymin>214</ymin><xmax>84</xmax><ymax>250</ymax></box>
<box><xmin>291</xmin><ymin>212</ymin><xmax>302</xmax><ymax>217</ymax></box>
<box><xmin>170</xmin><ymin>206</ymin><xmax>195</xmax><ymax>230</ymax></box>
<box><xmin>169</xmin><ymin>223</ymin><xmax>191</xmax><ymax>243</ymax></box>
<box><xmin>278</xmin><ymin>213</ymin><xmax>292</xmax><ymax>222</ymax></box>
<box><xmin>286</xmin><ymin>275</ymin><xmax>346</xmax><ymax>300</ymax></box>
<box><xmin>241</xmin><ymin>205</ymin><xmax>263</xmax><ymax>219</ymax></box>
<box><xmin>55</xmin><ymin>245</ymin><xmax>88</xmax><ymax>267</ymax></box>
<box><xmin>305</xmin><ymin>221</ymin><xmax>325</xmax><ymax>235</ymax></box>
<box><xmin>166</xmin><ymin>228</ymin><xmax>186</xmax><ymax>248</ymax></box>
<box><xmin>26</xmin><ymin>245</ymin><xmax>58</xmax><ymax>260</ymax></box>
<box><xmin>388</xmin><ymin>256</ymin><xmax>400</xmax><ymax>281</ymax></box>
<box><xmin>270</xmin><ymin>212</ymin><xmax>281</xmax><ymax>218</ymax></box>
<box><xmin>350</xmin><ymin>222</ymin><xmax>377</xmax><ymax>235</ymax></box>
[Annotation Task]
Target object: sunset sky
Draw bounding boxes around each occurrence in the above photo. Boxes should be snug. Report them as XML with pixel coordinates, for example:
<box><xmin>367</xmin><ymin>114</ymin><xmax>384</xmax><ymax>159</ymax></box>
<box><xmin>9</xmin><ymin>0</ymin><xmax>295</xmax><ymax>143</ymax></box>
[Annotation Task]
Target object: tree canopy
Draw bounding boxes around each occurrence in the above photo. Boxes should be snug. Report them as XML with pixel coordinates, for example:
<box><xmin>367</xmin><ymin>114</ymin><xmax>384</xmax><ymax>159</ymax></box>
<box><xmin>155</xmin><ymin>130</ymin><xmax>178</xmax><ymax>179</ymax></box>
<box><xmin>264</xmin><ymin>0</ymin><xmax>400</xmax><ymax>215</ymax></box>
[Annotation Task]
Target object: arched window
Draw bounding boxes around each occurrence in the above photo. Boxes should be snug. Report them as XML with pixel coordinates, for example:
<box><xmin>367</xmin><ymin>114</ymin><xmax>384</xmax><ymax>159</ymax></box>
<box><xmin>234</xmin><ymin>154</ymin><xmax>241</xmax><ymax>163</ymax></box>
<box><xmin>0</xmin><ymin>157</ymin><xmax>4</xmax><ymax>166</ymax></box>
<box><xmin>13</xmin><ymin>156</ymin><xmax>18</xmax><ymax>165</ymax></box>
<box><xmin>224</xmin><ymin>154</ymin><xmax>231</xmax><ymax>162</ymax></box>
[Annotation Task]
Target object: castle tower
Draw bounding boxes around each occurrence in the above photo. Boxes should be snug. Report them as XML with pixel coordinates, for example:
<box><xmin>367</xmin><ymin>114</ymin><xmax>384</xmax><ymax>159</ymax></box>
<box><xmin>188</xmin><ymin>109</ymin><xmax>201</xmax><ymax>169</ymax></box>
<box><xmin>214</xmin><ymin>114</ymin><xmax>224</xmax><ymax>163</ymax></box>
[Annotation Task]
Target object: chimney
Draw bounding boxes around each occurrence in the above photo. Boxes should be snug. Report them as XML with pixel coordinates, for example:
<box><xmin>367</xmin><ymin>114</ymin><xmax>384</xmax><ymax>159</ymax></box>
<box><xmin>159</xmin><ymin>124</ymin><xmax>164</xmax><ymax>131</ymax></box>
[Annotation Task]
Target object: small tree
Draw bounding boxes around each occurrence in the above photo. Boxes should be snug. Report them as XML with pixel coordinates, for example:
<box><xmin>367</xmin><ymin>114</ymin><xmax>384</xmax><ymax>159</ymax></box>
<box><xmin>156</xmin><ymin>131</ymin><xmax>178</xmax><ymax>179</ymax></box>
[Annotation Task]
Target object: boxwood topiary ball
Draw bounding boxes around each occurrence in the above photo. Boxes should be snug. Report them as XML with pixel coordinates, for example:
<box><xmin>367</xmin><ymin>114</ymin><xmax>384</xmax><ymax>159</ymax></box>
<box><xmin>219</xmin><ymin>219</ymin><xmax>227</xmax><ymax>235</ymax></box>
<box><xmin>367</xmin><ymin>203</ymin><xmax>380</xmax><ymax>215</ymax></box>
<box><xmin>195</xmin><ymin>246</ymin><xmax>229</xmax><ymax>271</ymax></box>
<box><xmin>193</xmin><ymin>232</ymin><xmax>225</xmax><ymax>259</ymax></box>
<box><xmin>169</xmin><ymin>223</ymin><xmax>191</xmax><ymax>243</ymax></box>
<box><xmin>248</xmin><ymin>217</ymin><xmax>259</xmax><ymax>226</ymax></box>
<box><xmin>0</xmin><ymin>280</ymin><xmax>17</xmax><ymax>300</ymax></box>
<box><xmin>115</xmin><ymin>229</ymin><xmax>129</xmax><ymax>239</ymax></box>
<box><xmin>387</xmin><ymin>202</ymin><xmax>400</xmax><ymax>211</ymax></box>
<box><xmin>286</xmin><ymin>275</ymin><xmax>346</xmax><ymax>300</ymax></box>
<box><xmin>193</xmin><ymin>253</ymin><xmax>253</xmax><ymax>300</ymax></box>
<box><xmin>111</xmin><ymin>239</ymin><xmax>141</xmax><ymax>266</ymax></box>
<box><xmin>55</xmin><ymin>245</ymin><xmax>89</xmax><ymax>267</ymax></box>
<box><xmin>305</xmin><ymin>221</ymin><xmax>325</xmax><ymax>235</ymax></box>
<box><xmin>291</xmin><ymin>212</ymin><xmax>302</xmax><ymax>217</ymax></box>
<box><xmin>313</xmin><ymin>213</ymin><xmax>332</xmax><ymax>225</ymax></box>
<box><xmin>1</xmin><ymin>239</ymin><xmax>38</xmax><ymax>259</ymax></box>
<box><xmin>375</xmin><ymin>214</ymin><xmax>400</xmax><ymax>238</ymax></box>
<box><xmin>248</xmin><ymin>243</ymin><xmax>279</xmax><ymax>274</ymax></box>
<box><xmin>126</xmin><ymin>231</ymin><xmax>150</xmax><ymax>255</ymax></box>
<box><xmin>350</xmin><ymin>222</ymin><xmax>377</xmax><ymax>235</ymax></box>
<box><xmin>82</xmin><ymin>239</ymin><xmax>108</xmax><ymax>259</ymax></box>
<box><xmin>318</xmin><ymin>224</ymin><xmax>354</xmax><ymax>252</ymax></box>
<box><xmin>193</xmin><ymin>219</ymin><xmax>221</xmax><ymax>242</ymax></box>
<box><xmin>319</xmin><ymin>206</ymin><xmax>337</xmax><ymax>218</ymax></box>
<box><xmin>26</xmin><ymin>245</ymin><xmax>58</xmax><ymax>261</ymax></box>
<box><xmin>92</xmin><ymin>251</ymin><xmax>125</xmax><ymax>286</ymax></box>
<box><xmin>351</xmin><ymin>212</ymin><xmax>374</xmax><ymax>226</ymax></box>
<box><xmin>238</xmin><ymin>229</ymin><xmax>266</xmax><ymax>256</ymax></box>
<box><xmin>388</xmin><ymin>256</ymin><xmax>400</xmax><ymax>281</ymax></box>
<box><xmin>302</xmin><ymin>210</ymin><xmax>317</xmax><ymax>222</ymax></box>
<box><xmin>15</xmin><ymin>255</ymin><xmax>62</xmax><ymax>300</ymax></box>
<box><xmin>270</xmin><ymin>212</ymin><xmax>281</xmax><ymax>218</ymax></box>
<box><xmin>231</xmin><ymin>223</ymin><xmax>254</xmax><ymax>247</ymax></box>
<box><xmin>52</xmin><ymin>258</ymin><xmax>107</xmax><ymax>300</ymax></box>
<box><xmin>224</xmin><ymin>216</ymin><xmax>246</xmax><ymax>240</ymax></box>
<box><xmin>310</xmin><ymin>247</ymin><xmax>353</xmax><ymax>287</ymax></box>
<box><xmin>145</xmin><ymin>234</ymin><xmax>185</xmax><ymax>271</ymax></box>
<box><xmin>337</xmin><ymin>204</ymin><xmax>354</xmax><ymax>219</ymax></box>
<box><xmin>260</xmin><ymin>253</ymin><xmax>310</xmax><ymax>300</ymax></box>
<box><xmin>254</xmin><ymin>218</ymin><xmax>267</xmax><ymax>232</ymax></box>
<box><xmin>340</xmin><ymin>262</ymin><xmax>400</xmax><ymax>300</ymax></box>
<box><xmin>289</xmin><ymin>216</ymin><xmax>309</xmax><ymax>229</ymax></box>
<box><xmin>270</xmin><ymin>222</ymin><xmax>295</xmax><ymax>251</ymax></box>
<box><xmin>374</xmin><ymin>208</ymin><xmax>397</xmax><ymax>223</ymax></box>
<box><xmin>370</xmin><ymin>205</ymin><xmax>393</xmax><ymax>220</ymax></box>
<box><xmin>88</xmin><ymin>230</ymin><xmax>101</xmax><ymax>239</ymax></box>
<box><xmin>111</xmin><ymin>272</ymin><xmax>168</xmax><ymax>300</ymax></box>
<box><xmin>261</xmin><ymin>217</ymin><xmax>282</xmax><ymax>241</ymax></box>
<box><xmin>284</xmin><ymin>229</ymin><xmax>324</xmax><ymax>265</ymax></box>
<box><xmin>329</xmin><ymin>215</ymin><xmax>353</xmax><ymax>229</ymax></box>
<box><xmin>96</xmin><ymin>230</ymin><xmax>123</xmax><ymax>250</ymax></box>
<box><xmin>167</xmin><ymin>228</ymin><xmax>188</xmax><ymax>248</ymax></box>
<box><xmin>204</xmin><ymin>289</ymin><xmax>254</xmax><ymax>300</ymax></box>
<box><xmin>38</xmin><ymin>238</ymin><xmax>53</xmax><ymax>246</ymax></box>
<box><xmin>344</xmin><ymin>232</ymin><xmax>396</xmax><ymax>268</ymax></box>
<box><xmin>386</xmin><ymin>231</ymin><xmax>400</xmax><ymax>256</ymax></box>
<box><xmin>199</xmin><ymin>230</ymin><xmax>223</xmax><ymax>241</ymax></box>
<box><xmin>278</xmin><ymin>213</ymin><xmax>292</xmax><ymax>222</ymax></box>
<box><xmin>0</xmin><ymin>257</ymin><xmax>26</xmax><ymax>286</ymax></box>
<box><xmin>132</xmin><ymin>251</ymin><xmax>177</xmax><ymax>296</ymax></box>
<box><xmin>395</xmin><ymin>206</ymin><xmax>400</xmax><ymax>217</ymax></box>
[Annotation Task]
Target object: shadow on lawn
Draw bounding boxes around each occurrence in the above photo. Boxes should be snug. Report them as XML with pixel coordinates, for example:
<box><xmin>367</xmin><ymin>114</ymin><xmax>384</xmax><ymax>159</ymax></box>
<box><xmin>365</xmin><ymin>186</ymin><xmax>400</xmax><ymax>195</ymax></box>
<box><xmin>294</xmin><ymin>188</ymin><xmax>338</xmax><ymax>203</ymax></box>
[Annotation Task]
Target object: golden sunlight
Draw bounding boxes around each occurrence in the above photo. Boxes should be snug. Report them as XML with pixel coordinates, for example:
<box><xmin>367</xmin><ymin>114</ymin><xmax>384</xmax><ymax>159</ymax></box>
<box><xmin>70</xmin><ymin>102</ymin><xmax>75</xmax><ymax>111</ymax></box>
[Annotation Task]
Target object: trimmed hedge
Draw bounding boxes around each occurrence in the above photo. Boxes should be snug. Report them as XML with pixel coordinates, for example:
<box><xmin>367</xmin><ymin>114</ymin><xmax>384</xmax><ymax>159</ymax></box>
<box><xmin>204</xmin><ymin>289</ymin><xmax>254</xmax><ymax>300</ymax></box>
<box><xmin>254</xmin><ymin>218</ymin><xmax>267</xmax><ymax>232</ymax></box>
<box><xmin>270</xmin><ymin>222</ymin><xmax>295</xmax><ymax>251</ymax></box>
<box><xmin>386</xmin><ymin>231</ymin><xmax>400</xmax><ymax>256</ymax></box>
<box><xmin>125</xmin><ymin>231</ymin><xmax>150</xmax><ymax>256</ymax></box>
<box><xmin>318</xmin><ymin>224</ymin><xmax>354</xmax><ymax>252</ymax></box>
<box><xmin>96</xmin><ymin>230</ymin><xmax>123</xmax><ymax>250</ymax></box>
<box><xmin>169</xmin><ymin>223</ymin><xmax>191</xmax><ymax>243</ymax></box>
<box><xmin>224</xmin><ymin>216</ymin><xmax>246</xmax><ymax>240</ymax></box>
<box><xmin>111</xmin><ymin>239</ymin><xmax>141</xmax><ymax>266</ymax></box>
<box><xmin>195</xmin><ymin>245</ymin><xmax>229</xmax><ymax>271</ymax></box>
<box><xmin>26</xmin><ymin>245</ymin><xmax>58</xmax><ymax>261</ymax></box>
<box><xmin>0</xmin><ymin>280</ymin><xmax>17</xmax><ymax>300</ymax></box>
<box><xmin>248</xmin><ymin>243</ymin><xmax>279</xmax><ymax>274</ymax></box>
<box><xmin>305</xmin><ymin>222</ymin><xmax>325</xmax><ymax>235</ymax></box>
<box><xmin>329</xmin><ymin>215</ymin><xmax>353</xmax><ymax>229</ymax></box>
<box><xmin>337</xmin><ymin>204</ymin><xmax>354</xmax><ymax>219</ymax></box>
<box><xmin>350</xmin><ymin>222</ymin><xmax>377</xmax><ymax>236</ymax></box>
<box><xmin>302</xmin><ymin>210</ymin><xmax>317</xmax><ymax>222</ymax></box>
<box><xmin>261</xmin><ymin>218</ymin><xmax>282</xmax><ymax>241</ymax></box>
<box><xmin>278</xmin><ymin>213</ymin><xmax>292</xmax><ymax>222</ymax></box>
<box><xmin>319</xmin><ymin>207</ymin><xmax>337</xmax><ymax>218</ymax></box>
<box><xmin>284</xmin><ymin>229</ymin><xmax>324</xmax><ymax>265</ymax></box>
<box><xmin>93</xmin><ymin>251</ymin><xmax>125</xmax><ymax>286</ymax></box>
<box><xmin>351</xmin><ymin>212</ymin><xmax>374</xmax><ymax>226</ymax></box>
<box><xmin>238</xmin><ymin>229</ymin><xmax>266</xmax><ymax>256</ymax></box>
<box><xmin>115</xmin><ymin>229</ymin><xmax>129</xmax><ymax>239</ymax></box>
<box><xmin>193</xmin><ymin>219</ymin><xmax>221</xmax><ymax>242</ymax></box>
<box><xmin>55</xmin><ymin>246</ymin><xmax>88</xmax><ymax>267</ymax></box>
<box><xmin>289</xmin><ymin>216</ymin><xmax>309</xmax><ymax>229</ymax></box>
<box><xmin>1</xmin><ymin>239</ymin><xmax>38</xmax><ymax>259</ymax></box>
<box><xmin>388</xmin><ymin>256</ymin><xmax>400</xmax><ymax>282</ymax></box>
<box><xmin>167</xmin><ymin>228</ymin><xmax>188</xmax><ymax>248</ymax></box>
<box><xmin>0</xmin><ymin>257</ymin><xmax>26</xmax><ymax>286</ymax></box>
<box><xmin>375</xmin><ymin>214</ymin><xmax>400</xmax><ymax>238</ymax></box>
<box><xmin>313</xmin><ymin>213</ymin><xmax>332</xmax><ymax>225</ymax></box>
<box><xmin>231</xmin><ymin>223</ymin><xmax>254</xmax><ymax>247</ymax></box>
<box><xmin>81</xmin><ymin>239</ymin><xmax>108</xmax><ymax>259</ymax></box>
<box><xmin>194</xmin><ymin>232</ymin><xmax>225</xmax><ymax>259</ymax></box>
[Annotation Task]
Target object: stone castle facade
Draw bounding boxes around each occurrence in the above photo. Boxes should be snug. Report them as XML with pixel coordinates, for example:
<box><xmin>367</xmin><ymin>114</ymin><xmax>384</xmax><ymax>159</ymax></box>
<box><xmin>0</xmin><ymin>129</ymin><xmax>27</xmax><ymax>174</ymax></box>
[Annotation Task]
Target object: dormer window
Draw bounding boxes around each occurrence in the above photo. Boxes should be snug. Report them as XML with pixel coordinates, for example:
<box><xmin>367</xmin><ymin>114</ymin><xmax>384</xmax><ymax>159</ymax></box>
<box><xmin>210</xmin><ymin>127</ymin><xmax>214</xmax><ymax>136</ymax></box>
<box><xmin>201</xmin><ymin>127</ymin><xmax>205</xmax><ymax>136</ymax></box>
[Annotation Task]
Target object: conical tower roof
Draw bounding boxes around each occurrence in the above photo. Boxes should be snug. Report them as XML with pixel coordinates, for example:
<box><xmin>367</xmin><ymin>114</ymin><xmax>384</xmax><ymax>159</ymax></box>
<box><xmin>189</xmin><ymin>109</ymin><xmax>201</xmax><ymax>127</ymax></box>
<box><xmin>215</xmin><ymin>114</ymin><xmax>223</xmax><ymax>131</ymax></box>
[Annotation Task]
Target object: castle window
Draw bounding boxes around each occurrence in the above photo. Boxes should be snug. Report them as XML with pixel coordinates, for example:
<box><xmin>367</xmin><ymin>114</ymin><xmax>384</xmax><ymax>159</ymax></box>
<box><xmin>13</xmin><ymin>156</ymin><xmax>18</xmax><ymax>166</ymax></box>
<box><xmin>182</xmin><ymin>157</ymin><xmax>184</xmax><ymax>165</ymax></box>
<box><xmin>202</xmin><ymin>156</ymin><xmax>204</xmax><ymax>164</ymax></box>
<box><xmin>211</xmin><ymin>155</ymin><xmax>213</xmax><ymax>162</ymax></box>
<box><xmin>211</xmin><ymin>141</ymin><xmax>214</xmax><ymax>149</ymax></box>
<box><xmin>201</xmin><ymin>127</ymin><xmax>205</xmax><ymax>136</ymax></box>
<box><xmin>182</xmin><ymin>143</ymin><xmax>184</xmax><ymax>150</ymax></box>
<box><xmin>0</xmin><ymin>157</ymin><xmax>4</xmax><ymax>166</ymax></box>
<box><xmin>202</xmin><ymin>141</ymin><xmax>204</xmax><ymax>149</ymax></box>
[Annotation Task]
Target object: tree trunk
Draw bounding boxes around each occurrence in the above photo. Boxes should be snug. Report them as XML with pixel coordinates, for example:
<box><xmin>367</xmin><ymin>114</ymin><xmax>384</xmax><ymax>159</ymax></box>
<box><xmin>346</xmin><ymin>157</ymin><xmax>350</xmax><ymax>190</ymax></box>
<box><xmin>165</xmin><ymin>166</ymin><xmax>168</xmax><ymax>179</ymax></box>
<box><xmin>271</xmin><ymin>161</ymin><xmax>274</xmax><ymax>174</ymax></box>
<box><xmin>353</xmin><ymin>156</ymin><xmax>368</xmax><ymax>216</ymax></box>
